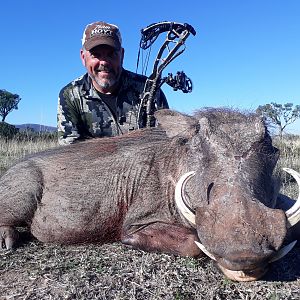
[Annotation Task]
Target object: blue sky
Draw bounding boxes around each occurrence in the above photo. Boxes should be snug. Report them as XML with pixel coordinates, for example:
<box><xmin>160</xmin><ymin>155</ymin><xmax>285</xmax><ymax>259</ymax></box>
<box><xmin>1</xmin><ymin>0</ymin><xmax>300</xmax><ymax>134</ymax></box>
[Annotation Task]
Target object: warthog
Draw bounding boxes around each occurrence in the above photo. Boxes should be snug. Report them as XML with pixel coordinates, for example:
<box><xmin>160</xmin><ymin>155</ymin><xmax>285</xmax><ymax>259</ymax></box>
<box><xmin>1</xmin><ymin>108</ymin><xmax>299</xmax><ymax>282</ymax></box>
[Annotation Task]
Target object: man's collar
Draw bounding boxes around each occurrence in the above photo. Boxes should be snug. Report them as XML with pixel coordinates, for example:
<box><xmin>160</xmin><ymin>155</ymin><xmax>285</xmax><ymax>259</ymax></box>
<box><xmin>80</xmin><ymin>74</ymin><xmax>94</xmax><ymax>98</ymax></box>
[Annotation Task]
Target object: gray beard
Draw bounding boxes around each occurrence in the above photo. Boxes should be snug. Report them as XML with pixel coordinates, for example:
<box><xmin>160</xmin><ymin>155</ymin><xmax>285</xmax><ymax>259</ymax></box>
<box><xmin>94</xmin><ymin>77</ymin><xmax>117</xmax><ymax>90</ymax></box>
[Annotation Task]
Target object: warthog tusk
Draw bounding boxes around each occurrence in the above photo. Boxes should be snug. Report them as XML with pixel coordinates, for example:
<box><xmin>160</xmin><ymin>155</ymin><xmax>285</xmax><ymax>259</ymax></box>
<box><xmin>194</xmin><ymin>240</ymin><xmax>217</xmax><ymax>261</ymax></box>
<box><xmin>175</xmin><ymin>171</ymin><xmax>196</xmax><ymax>226</ymax></box>
<box><xmin>283</xmin><ymin>168</ymin><xmax>300</xmax><ymax>227</ymax></box>
<box><xmin>269</xmin><ymin>240</ymin><xmax>297</xmax><ymax>263</ymax></box>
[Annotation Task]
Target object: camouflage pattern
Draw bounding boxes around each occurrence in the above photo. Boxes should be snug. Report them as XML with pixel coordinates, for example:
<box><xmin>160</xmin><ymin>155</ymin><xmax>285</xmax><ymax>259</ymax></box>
<box><xmin>57</xmin><ymin>69</ymin><xmax>169</xmax><ymax>145</ymax></box>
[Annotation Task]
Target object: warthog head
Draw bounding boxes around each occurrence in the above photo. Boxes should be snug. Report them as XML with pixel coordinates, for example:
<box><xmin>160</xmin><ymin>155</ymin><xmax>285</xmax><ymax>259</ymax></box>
<box><xmin>157</xmin><ymin>108</ymin><xmax>300</xmax><ymax>281</ymax></box>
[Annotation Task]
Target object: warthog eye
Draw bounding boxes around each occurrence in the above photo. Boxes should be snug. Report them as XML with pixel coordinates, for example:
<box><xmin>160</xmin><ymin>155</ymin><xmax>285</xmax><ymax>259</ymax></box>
<box><xmin>207</xmin><ymin>182</ymin><xmax>214</xmax><ymax>204</ymax></box>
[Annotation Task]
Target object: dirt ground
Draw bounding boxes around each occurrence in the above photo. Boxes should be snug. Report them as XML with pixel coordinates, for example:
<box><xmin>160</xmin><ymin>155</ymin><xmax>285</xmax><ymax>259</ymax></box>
<box><xmin>1</xmin><ymin>235</ymin><xmax>300</xmax><ymax>300</ymax></box>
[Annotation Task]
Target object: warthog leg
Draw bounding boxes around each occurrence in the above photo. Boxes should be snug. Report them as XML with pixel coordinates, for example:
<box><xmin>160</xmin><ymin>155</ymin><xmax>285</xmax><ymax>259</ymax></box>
<box><xmin>0</xmin><ymin>226</ymin><xmax>19</xmax><ymax>249</ymax></box>
<box><xmin>121</xmin><ymin>223</ymin><xmax>202</xmax><ymax>257</ymax></box>
<box><xmin>0</xmin><ymin>162</ymin><xmax>43</xmax><ymax>249</ymax></box>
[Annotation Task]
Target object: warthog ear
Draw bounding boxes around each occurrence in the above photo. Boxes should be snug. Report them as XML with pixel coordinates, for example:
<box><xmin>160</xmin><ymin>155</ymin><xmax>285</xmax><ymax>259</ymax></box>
<box><xmin>155</xmin><ymin>109</ymin><xmax>198</xmax><ymax>138</ymax></box>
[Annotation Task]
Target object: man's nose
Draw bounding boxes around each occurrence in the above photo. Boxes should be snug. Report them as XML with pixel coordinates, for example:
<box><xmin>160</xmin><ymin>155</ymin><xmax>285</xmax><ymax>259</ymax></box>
<box><xmin>98</xmin><ymin>56</ymin><xmax>112</xmax><ymax>66</ymax></box>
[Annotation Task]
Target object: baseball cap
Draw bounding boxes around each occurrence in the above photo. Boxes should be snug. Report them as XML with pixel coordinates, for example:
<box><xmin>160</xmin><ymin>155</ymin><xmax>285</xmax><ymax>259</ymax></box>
<box><xmin>82</xmin><ymin>21</ymin><xmax>122</xmax><ymax>51</ymax></box>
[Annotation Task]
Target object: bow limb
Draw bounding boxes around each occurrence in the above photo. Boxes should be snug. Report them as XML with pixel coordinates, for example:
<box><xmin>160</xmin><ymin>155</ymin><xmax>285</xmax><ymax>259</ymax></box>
<box><xmin>137</xmin><ymin>22</ymin><xmax>196</xmax><ymax>128</ymax></box>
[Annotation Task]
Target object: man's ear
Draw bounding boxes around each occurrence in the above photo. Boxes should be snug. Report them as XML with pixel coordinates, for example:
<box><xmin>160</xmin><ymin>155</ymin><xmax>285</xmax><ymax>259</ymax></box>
<box><xmin>80</xmin><ymin>48</ymin><xmax>86</xmax><ymax>67</ymax></box>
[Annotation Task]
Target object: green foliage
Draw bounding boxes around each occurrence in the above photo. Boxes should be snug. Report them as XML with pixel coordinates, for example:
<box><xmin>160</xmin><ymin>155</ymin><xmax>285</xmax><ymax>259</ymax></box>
<box><xmin>0</xmin><ymin>89</ymin><xmax>21</xmax><ymax>122</ymax></box>
<box><xmin>16</xmin><ymin>129</ymin><xmax>57</xmax><ymax>142</ymax></box>
<box><xmin>0</xmin><ymin>121</ymin><xmax>57</xmax><ymax>141</ymax></box>
<box><xmin>256</xmin><ymin>102</ymin><xmax>300</xmax><ymax>136</ymax></box>
<box><xmin>0</xmin><ymin>122</ymin><xmax>19</xmax><ymax>139</ymax></box>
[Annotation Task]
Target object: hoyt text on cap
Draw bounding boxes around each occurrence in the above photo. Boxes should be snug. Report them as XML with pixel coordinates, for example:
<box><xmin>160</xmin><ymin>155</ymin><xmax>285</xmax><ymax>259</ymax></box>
<box><xmin>82</xmin><ymin>21</ymin><xmax>122</xmax><ymax>51</ymax></box>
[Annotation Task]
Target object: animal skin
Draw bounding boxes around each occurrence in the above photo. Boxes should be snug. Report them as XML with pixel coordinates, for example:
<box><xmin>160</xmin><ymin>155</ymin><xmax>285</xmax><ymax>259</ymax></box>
<box><xmin>0</xmin><ymin>108</ymin><xmax>299</xmax><ymax>282</ymax></box>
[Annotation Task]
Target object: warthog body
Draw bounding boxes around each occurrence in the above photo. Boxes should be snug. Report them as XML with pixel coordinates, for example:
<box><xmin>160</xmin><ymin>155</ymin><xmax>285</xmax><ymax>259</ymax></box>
<box><xmin>1</xmin><ymin>108</ymin><xmax>299</xmax><ymax>281</ymax></box>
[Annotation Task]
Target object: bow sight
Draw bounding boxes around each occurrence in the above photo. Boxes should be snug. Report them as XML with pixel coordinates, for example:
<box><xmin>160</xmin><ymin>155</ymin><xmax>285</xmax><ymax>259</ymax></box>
<box><xmin>137</xmin><ymin>21</ymin><xmax>196</xmax><ymax>128</ymax></box>
<box><xmin>162</xmin><ymin>71</ymin><xmax>193</xmax><ymax>94</ymax></box>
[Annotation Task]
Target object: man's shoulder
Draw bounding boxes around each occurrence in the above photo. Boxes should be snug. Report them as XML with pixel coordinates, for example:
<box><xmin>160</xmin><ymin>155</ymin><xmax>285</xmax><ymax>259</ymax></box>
<box><xmin>59</xmin><ymin>74</ymin><xmax>89</xmax><ymax>97</ymax></box>
<box><xmin>122</xmin><ymin>69</ymin><xmax>148</xmax><ymax>84</ymax></box>
<box><xmin>120</xmin><ymin>68</ymin><xmax>169</xmax><ymax>108</ymax></box>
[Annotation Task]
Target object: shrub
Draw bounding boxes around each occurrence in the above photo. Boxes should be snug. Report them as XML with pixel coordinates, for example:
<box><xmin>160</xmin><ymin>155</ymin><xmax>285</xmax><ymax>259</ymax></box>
<box><xmin>0</xmin><ymin>122</ymin><xmax>19</xmax><ymax>139</ymax></box>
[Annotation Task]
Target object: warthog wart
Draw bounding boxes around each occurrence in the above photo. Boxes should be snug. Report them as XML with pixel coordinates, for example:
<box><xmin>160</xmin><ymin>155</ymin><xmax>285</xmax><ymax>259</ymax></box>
<box><xmin>1</xmin><ymin>108</ymin><xmax>299</xmax><ymax>282</ymax></box>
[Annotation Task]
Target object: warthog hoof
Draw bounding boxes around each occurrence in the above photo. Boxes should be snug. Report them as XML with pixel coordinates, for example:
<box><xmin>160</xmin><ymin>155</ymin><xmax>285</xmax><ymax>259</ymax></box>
<box><xmin>0</xmin><ymin>226</ymin><xmax>19</xmax><ymax>250</ymax></box>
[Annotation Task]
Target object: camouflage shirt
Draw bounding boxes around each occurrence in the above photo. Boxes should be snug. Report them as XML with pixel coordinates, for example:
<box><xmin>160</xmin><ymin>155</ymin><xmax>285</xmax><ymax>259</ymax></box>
<box><xmin>57</xmin><ymin>69</ymin><xmax>168</xmax><ymax>145</ymax></box>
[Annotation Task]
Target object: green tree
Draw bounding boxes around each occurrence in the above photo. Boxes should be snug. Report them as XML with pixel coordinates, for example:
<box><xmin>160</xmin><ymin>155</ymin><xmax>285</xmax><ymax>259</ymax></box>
<box><xmin>0</xmin><ymin>89</ymin><xmax>21</xmax><ymax>122</ymax></box>
<box><xmin>256</xmin><ymin>102</ymin><xmax>300</xmax><ymax>136</ymax></box>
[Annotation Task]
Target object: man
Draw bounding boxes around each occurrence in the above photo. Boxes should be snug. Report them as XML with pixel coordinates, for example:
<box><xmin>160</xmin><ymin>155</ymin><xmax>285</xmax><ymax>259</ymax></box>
<box><xmin>58</xmin><ymin>21</ymin><xmax>169</xmax><ymax>145</ymax></box>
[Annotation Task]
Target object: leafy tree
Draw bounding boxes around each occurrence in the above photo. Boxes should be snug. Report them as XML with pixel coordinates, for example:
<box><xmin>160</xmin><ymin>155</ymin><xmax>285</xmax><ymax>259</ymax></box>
<box><xmin>0</xmin><ymin>89</ymin><xmax>21</xmax><ymax>122</ymax></box>
<box><xmin>256</xmin><ymin>102</ymin><xmax>300</xmax><ymax>136</ymax></box>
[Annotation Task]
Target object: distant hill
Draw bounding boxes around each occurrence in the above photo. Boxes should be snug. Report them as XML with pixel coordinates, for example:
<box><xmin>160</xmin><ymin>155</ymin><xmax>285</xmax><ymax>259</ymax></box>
<box><xmin>15</xmin><ymin>124</ymin><xmax>56</xmax><ymax>133</ymax></box>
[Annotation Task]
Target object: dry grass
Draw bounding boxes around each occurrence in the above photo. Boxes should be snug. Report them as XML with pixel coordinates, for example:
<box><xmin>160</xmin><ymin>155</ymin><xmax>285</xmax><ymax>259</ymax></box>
<box><xmin>0</xmin><ymin>134</ymin><xmax>300</xmax><ymax>300</ymax></box>
<box><xmin>274</xmin><ymin>135</ymin><xmax>300</xmax><ymax>199</ymax></box>
<box><xmin>1</xmin><ymin>240</ymin><xmax>300</xmax><ymax>300</ymax></box>
<box><xmin>0</xmin><ymin>135</ymin><xmax>58</xmax><ymax>174</ymax></box>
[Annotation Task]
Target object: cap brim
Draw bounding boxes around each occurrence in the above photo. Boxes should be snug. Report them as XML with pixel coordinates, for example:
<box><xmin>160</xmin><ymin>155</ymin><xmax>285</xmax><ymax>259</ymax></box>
<box><xmin>84</xmin><ymin>37</ymin><xmax>120</xmax><ymax>51</ymax></box>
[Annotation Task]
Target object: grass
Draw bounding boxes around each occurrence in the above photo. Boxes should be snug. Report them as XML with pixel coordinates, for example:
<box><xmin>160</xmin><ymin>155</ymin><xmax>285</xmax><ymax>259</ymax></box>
<box><xmin>1</xmin><ymin>242</ymin><xmax>299</xmax><ymax>299</ymax></box>
<box><xmin>0</xmin><ymin>134</ymin><xmax>58</xmax><ymax>175</ymax></box>
<box><xmin>274</xmin><ymin>134</ymin><xmax>300</xmax><ymax>199</ymax></box>
<box><xmin>0</xmin><ymin>133</ymin><xmax>300</xmax><ymax>299</ymax></box>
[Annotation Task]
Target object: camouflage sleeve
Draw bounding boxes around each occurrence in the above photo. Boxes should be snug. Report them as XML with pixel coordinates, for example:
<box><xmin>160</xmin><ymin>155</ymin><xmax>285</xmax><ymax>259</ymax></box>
<box><xmin>57</xmin><ymin>87</ymin><xmax>81</xmax><ymax>145</ymax></box>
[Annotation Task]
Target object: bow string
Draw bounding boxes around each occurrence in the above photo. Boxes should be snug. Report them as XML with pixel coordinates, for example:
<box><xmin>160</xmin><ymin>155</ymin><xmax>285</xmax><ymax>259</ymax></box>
<box><xmin>137</xmin><ymin>21</ymin><xmax>196</xmax><ymax>128</ymax></box>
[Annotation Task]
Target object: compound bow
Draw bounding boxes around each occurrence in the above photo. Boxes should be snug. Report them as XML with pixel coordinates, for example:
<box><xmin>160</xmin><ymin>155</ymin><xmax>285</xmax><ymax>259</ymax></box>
<box><xmin>137</xmin><ymin>21</ymin><xmax>196</xmax><ymax>128</ymax></box>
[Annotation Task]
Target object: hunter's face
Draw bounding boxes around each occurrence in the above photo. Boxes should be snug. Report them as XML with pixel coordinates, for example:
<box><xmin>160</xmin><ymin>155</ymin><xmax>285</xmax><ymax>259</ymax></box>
<box><xmin>81</xmin><ymin>44</ymin><xmax>124</xmax><ymax>93</ymax></box>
